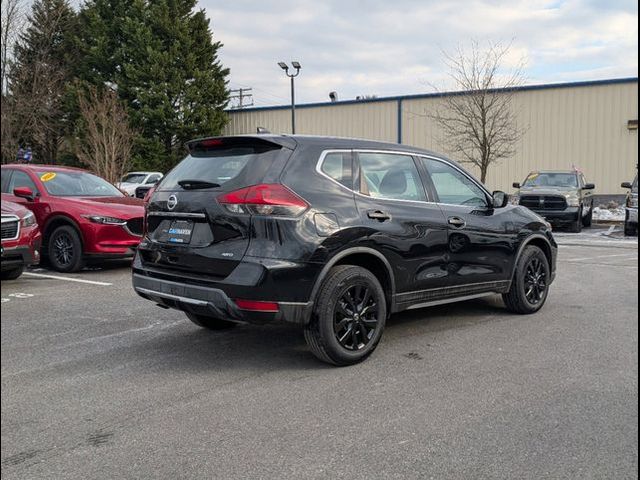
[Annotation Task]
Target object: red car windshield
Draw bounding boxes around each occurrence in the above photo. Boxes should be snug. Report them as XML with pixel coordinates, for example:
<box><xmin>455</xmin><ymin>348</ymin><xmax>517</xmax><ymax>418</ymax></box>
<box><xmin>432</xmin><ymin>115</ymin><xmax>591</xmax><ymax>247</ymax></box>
<box><xmin>38</xmin><ymin>171</ymin><xmax>124</xmax><ymax>197</ymax></box>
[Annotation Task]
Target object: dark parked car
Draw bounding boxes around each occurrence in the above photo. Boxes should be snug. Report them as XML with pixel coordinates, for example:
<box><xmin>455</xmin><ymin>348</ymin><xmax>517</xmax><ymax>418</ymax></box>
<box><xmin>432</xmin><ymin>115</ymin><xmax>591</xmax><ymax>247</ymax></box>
<box><xmin>132</xmin><ymin>135</ymin><xmax>557</xmax><ymax>365</ymax></box>
<box><xmin>622</xmin><ymin>173</ymin><xmax>638</xmax><ymax>236</ymax></box>
<box><xmin>512</xmin><ymin>170</ymin><xmax>595</xmax><ymax>232</ymax></box>
<box><xmin>1</xmin><ymin>165</ymin><xmax>144</xmax><ymax>272</ymax></box>
<box><xmin>134</xmin><ymin>184</ymin><xmax>155</xmax><ymax>199</ymax></box>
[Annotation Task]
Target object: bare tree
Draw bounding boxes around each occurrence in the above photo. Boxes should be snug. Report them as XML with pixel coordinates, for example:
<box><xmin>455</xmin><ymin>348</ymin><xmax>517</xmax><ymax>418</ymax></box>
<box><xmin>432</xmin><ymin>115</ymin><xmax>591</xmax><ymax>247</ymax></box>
<box><xmin>1</xmin><ymin>0</ymin><xmax>26</xmax><ymax>162</ymax></box>
<box><xmin>2</xmin><ymin>0</ymin><xmax>75</xmax><ymax>164</ymax></box>
<box><xmin>1</xmin><ymin>0</ymin><xmax>25</xmax><ymax>94</ymax></box>
<box><xmin>75</xmin><ymin>86</ymin><xmax>134</xmax><ymax>184</ymax></box>
<box><xmin>430</xmin><ymin>41</ymin><xmax>527</xmax><ymax>183</ymax></box>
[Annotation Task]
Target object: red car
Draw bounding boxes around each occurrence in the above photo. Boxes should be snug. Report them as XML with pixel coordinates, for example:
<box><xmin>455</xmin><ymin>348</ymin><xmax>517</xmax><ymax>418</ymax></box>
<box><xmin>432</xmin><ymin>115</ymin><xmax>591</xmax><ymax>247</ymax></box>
<box><xmin>1</xmin><ymin>165</ymin><xmax>144</xmax><ymax>272</ymax></box>
<box><xmin>1</xmin><ymin>200</ymin><xmax>42</xmax><ymax>280</ymax></box>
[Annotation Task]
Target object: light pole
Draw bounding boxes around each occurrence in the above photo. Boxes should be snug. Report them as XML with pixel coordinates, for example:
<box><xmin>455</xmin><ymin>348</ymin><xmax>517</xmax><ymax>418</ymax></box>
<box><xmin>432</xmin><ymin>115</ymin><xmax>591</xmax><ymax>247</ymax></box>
<box><xmin>278</xmin><ymin>61</ymin><xmax>301</xmax><ymax>134</ymax></box>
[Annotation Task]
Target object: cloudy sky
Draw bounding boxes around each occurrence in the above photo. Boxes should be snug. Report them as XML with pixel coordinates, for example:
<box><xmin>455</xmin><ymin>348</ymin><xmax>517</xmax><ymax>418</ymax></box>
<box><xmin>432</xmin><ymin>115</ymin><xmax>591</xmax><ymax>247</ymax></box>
<box><xmin>203</xmin><ymin>0</ymin><xmax>637</xmax><ymax>107</ymax></box>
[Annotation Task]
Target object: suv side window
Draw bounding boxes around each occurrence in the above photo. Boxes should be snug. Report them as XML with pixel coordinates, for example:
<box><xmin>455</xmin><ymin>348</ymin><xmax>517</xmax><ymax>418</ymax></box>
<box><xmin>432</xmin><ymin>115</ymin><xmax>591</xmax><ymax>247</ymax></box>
<box><xmin>422</xmin><ymin>158</ymin><xmax>487</xmax><ymax>207</ymax></box>
<box><xmin>146</xmin><ymin>174</ymin><xmax>162</xmax><ymax>184</ymax></box>
<box><xmin>320</xmin><ymin>152</ymin><xmax>352</xmax><ymax>189</ymax></box>
<box><xmin>357</xmin><ymin>152</ymin><xmax>426</xmax><ymax>202</ymax></box>
<box><xmin>8</xmin><ymin>170</ymin><xmax>39</xmax><ymax>195</ymax></box>
<box><xmin>579</xmin><ymin>174</ymin><xmax>586</xmax><ymax>188</ymax></box>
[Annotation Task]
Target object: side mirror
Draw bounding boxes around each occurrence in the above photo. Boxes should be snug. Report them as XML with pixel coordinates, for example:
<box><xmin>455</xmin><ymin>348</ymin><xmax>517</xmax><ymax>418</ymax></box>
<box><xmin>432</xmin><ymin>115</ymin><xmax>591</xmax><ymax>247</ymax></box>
<box><xmin>583</xmin><ymin>183</ymin><xmax>595</xmax><ymax>190</ymax></box>
<box><xmin>13</xmin><ymin>186</ymin><xmax>36</xmax><ymax>201</ymax></box>
<box><xmin>492</xmin><ymin>191</ymin><xmax>509</xmax><ymax>209</ymax></box>
<box><xmin>512</xmin><ymin>182</ymin><xmax>521</xmax><ymax>189</ymax></box>
<box><xmin>622</xmin><ymin>182</ymin><xmax>633</xmax><ymax>189</ymax></box>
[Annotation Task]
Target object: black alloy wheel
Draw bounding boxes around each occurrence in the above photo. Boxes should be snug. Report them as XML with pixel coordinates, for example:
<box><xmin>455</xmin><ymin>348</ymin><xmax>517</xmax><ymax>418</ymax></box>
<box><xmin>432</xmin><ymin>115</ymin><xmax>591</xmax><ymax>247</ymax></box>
<box><xmin>523</xmin><ymin>256</ymin><xmax>548</xmax><ymax>305</ymax></box>
<box><xmin>333</xmin><ymin>283</ymin><xmax>380</xmax><ymax>351</ymax></box>
<box><xmin>54</xmin><ymin>232</ymin><xmax>73</xmax><ymax>266</ymax></box>
<box><xmin>503</xmin><ymin>245</ymin><xmax>551</xmax><ymax>314</ymax></box>
<box><xmin>305</xmin><ymin>265</ymin><xmax>387</xmax><ymax>366</ymax></box>
<box><xmin>48</xmin><ymin>225</ymin><xmax>84</xmax><ymax>272</ymax></box>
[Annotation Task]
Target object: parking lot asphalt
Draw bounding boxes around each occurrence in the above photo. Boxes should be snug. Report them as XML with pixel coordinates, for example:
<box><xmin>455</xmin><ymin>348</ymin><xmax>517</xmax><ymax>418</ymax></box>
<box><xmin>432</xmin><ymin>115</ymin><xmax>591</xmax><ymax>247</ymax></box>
<box><xmin>1</xmin><ymin>227</ymin><xmax>638</xmax><ymax>479</ymax></box>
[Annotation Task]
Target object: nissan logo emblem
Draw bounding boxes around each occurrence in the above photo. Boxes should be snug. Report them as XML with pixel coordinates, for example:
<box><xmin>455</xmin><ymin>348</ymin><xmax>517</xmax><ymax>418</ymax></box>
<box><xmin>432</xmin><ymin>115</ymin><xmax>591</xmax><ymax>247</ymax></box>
<box><xmin>167</xmin><ymin>195</ymin><xmax>178</xmax><ymax>210</ymax></box>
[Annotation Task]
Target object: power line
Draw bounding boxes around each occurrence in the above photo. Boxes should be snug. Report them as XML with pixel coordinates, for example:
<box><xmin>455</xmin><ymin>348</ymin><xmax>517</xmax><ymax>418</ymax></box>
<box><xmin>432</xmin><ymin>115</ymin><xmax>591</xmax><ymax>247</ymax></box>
<box><xmin>229</xmin><ymin>88</ymin><xmax>254</xmax><ymax>109</ymax></box>
<box><xmin>229</xmin><ymin>81</ymin><xmax>291</xmax><ymax>104</ymax></box>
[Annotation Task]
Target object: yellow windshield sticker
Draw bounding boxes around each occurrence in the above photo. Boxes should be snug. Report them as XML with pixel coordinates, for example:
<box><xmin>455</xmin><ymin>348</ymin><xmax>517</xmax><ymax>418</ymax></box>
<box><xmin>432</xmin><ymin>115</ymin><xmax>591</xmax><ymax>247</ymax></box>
<box><xmin>527</xmin><ymin>173</ymin><xmax>539</xmax><ymax>181</ymax></box>
<box><xmin>40</xmin><ymin>172</ymin><xmax>57</xmax><ymax>182</ymax></box>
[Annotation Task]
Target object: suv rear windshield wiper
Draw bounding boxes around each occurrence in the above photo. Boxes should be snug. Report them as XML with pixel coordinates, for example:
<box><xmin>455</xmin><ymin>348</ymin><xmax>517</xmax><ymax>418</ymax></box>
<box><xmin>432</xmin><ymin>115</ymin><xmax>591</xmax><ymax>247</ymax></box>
<box><xmin>177</xmin><ymin>180</ymin><xmax>221</xmax><ymax>190</ymax></box>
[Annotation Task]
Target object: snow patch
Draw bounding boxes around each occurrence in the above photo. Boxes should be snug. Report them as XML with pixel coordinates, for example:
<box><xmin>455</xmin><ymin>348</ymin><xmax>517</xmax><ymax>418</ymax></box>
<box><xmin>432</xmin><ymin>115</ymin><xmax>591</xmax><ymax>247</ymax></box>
<box><xmin>593</xmin><ymin>206</ymin><xmax>625</xmax><ymax>222</ymax></box>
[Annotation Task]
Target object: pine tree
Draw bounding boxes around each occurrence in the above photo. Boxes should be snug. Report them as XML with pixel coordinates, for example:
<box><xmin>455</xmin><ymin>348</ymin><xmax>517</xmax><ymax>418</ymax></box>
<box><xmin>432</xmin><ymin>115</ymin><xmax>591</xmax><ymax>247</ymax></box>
<box><xmin>9</xmin><ymin>0</ymin><xmax>77</xmax><ymax>163</ymax></box>
<box><xmin>76</xmin><ymin>0</ymin><xmax>230</xmax><ymax>171</ymax></box>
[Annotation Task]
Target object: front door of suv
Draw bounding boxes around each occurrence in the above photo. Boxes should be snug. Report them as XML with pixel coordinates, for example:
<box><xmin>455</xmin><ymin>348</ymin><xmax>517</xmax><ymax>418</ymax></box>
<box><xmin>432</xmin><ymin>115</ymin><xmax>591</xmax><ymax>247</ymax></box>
<box><xmin>419</xmin><ymin>157</ymin><xmax>516</xmax><ymax>288</ymax></box>
<box><xmin>353</xmin><ymin>151</ymin><xmax>449</xmax><ymax>299</ymax></box>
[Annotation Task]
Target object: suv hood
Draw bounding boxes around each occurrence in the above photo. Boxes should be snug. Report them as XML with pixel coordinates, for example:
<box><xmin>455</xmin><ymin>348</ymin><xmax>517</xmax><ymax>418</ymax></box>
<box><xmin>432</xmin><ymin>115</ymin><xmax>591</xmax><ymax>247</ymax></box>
<box><xmin>1</xmin><ymin>198</ymin><xmax>30</xmax><ymax>218</ymax></box>
<box><xmin>61</xmin><ymin>196</ymin><xmax>144</xmax><ymax>219</ymax></box>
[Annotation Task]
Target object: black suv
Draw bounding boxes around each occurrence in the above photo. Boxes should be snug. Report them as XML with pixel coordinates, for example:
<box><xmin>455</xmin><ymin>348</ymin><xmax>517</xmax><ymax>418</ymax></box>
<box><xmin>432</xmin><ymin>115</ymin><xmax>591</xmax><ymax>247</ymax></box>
<box><xmin>132</xmin><ymin>135</ymin><xmax>557</xmax><ymax>365</ymax></box>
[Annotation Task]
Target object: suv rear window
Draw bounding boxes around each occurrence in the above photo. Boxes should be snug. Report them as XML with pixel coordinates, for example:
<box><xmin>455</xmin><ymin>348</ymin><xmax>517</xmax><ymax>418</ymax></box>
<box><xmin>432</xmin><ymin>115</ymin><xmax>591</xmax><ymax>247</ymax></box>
<box><xmin>159</xmin><ymin>146</ymin><xmax>278</xmax><ymax>191</ymax></box>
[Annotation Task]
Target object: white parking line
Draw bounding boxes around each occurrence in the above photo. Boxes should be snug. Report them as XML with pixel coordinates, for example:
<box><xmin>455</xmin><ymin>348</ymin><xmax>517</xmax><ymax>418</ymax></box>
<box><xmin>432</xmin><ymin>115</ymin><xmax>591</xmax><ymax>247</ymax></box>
<box><xmin>22</xmin><ymin>272</ymin><xmax>113</xmax><ymax>286</ymax></box>
<box><xmin>564</xmin><ymin>253</ymin><xmax>639</xmax><ymax>262</ymax></box>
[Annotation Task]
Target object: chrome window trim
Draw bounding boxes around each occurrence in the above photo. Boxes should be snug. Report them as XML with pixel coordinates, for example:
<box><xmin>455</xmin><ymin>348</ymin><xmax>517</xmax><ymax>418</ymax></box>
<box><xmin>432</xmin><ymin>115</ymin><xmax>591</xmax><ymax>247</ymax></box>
<box><xmin>1</xmin><ymin>214</ymin><xmax>21</xmax><ymax>241</ymax></box>
<box><xmin>417</xmin><ymin>156</ymin><xmax>492</xmax><ymax>206</ymax></box>
<box><xmin>315</xmin><ymin>148</ymin><xmax>491</xmax><ymax>207</ymax></box>
<box><xmin>315</xmin><ymin>149</ymin><xmax>355</xmax><ymax>194</ymax></box>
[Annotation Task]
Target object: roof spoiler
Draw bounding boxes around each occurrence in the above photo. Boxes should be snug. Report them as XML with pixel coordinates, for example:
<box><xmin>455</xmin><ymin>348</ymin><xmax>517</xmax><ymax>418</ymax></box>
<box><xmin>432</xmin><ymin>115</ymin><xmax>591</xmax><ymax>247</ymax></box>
<box><xmin>185</xmin><ymin>135</ymin><xmax>296</xmax><ymax>153</ymax></box>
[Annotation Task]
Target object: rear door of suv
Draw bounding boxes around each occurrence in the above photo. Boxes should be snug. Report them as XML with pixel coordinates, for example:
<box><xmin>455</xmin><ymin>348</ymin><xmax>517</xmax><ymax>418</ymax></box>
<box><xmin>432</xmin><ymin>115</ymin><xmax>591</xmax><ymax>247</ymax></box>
<box><xmin>352</xmin><ymin>150</ymin><xmax>449</xmax><ymax>301</ymax></box>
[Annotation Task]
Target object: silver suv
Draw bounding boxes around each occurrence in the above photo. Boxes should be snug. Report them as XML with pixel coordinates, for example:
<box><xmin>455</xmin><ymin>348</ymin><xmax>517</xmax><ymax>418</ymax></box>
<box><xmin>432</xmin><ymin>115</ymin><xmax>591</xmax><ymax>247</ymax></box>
<box><xmin>512</xmin><ymin>171</ymin><xmax>595</xmax><ymax>233</ymax></box>
<box><xmin>622</xmin><ymin>174</ymin><xmax>638</xmax><ymax>236</ymax></box>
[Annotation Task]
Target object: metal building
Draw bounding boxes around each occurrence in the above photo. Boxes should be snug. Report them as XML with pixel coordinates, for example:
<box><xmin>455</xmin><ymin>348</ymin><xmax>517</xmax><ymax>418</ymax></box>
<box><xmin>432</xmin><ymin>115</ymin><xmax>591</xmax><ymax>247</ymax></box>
<box><xmin>225</xmin><ymin>77</ymin><xmax>638</xmax><ymax>195</ymax></box>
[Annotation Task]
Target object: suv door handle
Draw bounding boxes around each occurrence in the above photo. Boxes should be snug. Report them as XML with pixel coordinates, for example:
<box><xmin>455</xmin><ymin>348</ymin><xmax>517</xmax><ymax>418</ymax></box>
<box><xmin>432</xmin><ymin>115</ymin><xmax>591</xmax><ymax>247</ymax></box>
<box><xmin>448</xmin><ymin>216</ymin><xmax>466</xmax><ymax>228</ymax></box>
<box><xmin>367</xmin><ymin>210</ymin><xmax>391</xmax><ymax>222</ymax></box>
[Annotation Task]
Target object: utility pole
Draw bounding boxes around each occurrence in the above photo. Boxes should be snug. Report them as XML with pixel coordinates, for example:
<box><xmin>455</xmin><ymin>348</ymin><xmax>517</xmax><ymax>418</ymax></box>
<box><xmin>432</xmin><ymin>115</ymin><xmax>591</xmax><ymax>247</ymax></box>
<box><xmin>229</xmin><ymin>88</ymin><xmax>254</xmax><ymax>109</ymax></box>
<box><xmin>277</xmin><ymin>62</ymin><xmax>302</xmax><ymax>134</ymax></box>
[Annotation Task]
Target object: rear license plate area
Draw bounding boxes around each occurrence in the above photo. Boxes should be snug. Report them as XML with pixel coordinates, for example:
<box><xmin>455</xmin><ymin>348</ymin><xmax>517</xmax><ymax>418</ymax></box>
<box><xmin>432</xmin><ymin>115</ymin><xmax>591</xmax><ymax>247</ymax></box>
<box><xmin>157</xmin><ymin>220</ymin><xmax>194</xmax><ymax>244</ymax></box>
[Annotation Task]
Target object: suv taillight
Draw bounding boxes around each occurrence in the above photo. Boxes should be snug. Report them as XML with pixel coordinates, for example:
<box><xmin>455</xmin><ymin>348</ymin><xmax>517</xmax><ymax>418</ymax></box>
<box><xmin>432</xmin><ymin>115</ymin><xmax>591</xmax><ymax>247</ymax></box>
<box><xmin>218</xmin><ymin>184</ymin><xmax>309</xmax><ymax>217</ymax></box>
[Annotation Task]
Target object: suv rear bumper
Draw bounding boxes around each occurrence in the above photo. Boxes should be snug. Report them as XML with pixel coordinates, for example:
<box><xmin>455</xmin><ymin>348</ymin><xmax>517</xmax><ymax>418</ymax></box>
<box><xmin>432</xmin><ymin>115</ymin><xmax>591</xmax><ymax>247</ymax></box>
<box><xmin>131</xmin><ymin>253</ymin><xmax>317</xmax><ymax>325</ymax></box>
<box><xmin>528</xmin><ymin>207</ymin><xmax>580</xmax><ymax>225</ymax></box>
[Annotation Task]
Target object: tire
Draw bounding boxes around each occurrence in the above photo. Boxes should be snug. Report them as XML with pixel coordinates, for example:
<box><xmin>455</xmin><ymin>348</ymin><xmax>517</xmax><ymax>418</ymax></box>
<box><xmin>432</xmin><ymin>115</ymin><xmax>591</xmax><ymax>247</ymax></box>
<box><xmin>304</xmin><ymin>265</ymin><xmax>387</xmax><ymax>366</ymax></box>
<box><xmin>569</xmin><ymin>208</ymin><xmax>582</xmax><ymax>233</ymax></box>
<box><xmin>624</xmin><ymin>211</ymin><xmax>637</xmax><ymax>236</ymax></box>
<box><xmin>185</xmin><ymin>312</ymin><xmax>236</xmax><ymax>330</ymax></box>
<box><xmin>1</xmin><ymin>266</ymin><xmax>24</xmax><ymax>280</ymax></box>
<box><xmin>47</xmin><ymin>225</ymin><xmax>84</xmax><ymax>273</ymax></box>
<box><xmin>582</xmin><ymin>203</ymin><xmax>593</xmax><ymax>227</ymax></box>
<box><xmin>503</xmin><ymin>245</ymin><xmax>551</xmax><ymax>315</ymax></box>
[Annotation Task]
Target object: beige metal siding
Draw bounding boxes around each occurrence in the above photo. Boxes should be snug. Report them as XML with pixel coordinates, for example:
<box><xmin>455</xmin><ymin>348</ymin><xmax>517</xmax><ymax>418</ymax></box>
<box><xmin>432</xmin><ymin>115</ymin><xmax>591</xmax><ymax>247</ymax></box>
<box><xmin>227</xmin><ymin>81</ymin><xmax>638</xmax><ymax>194</ymax></box>
<box><xmin>225</xmin><ymin>100</ymin><xmax>398</xmax><ymax>143</ymax></box>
